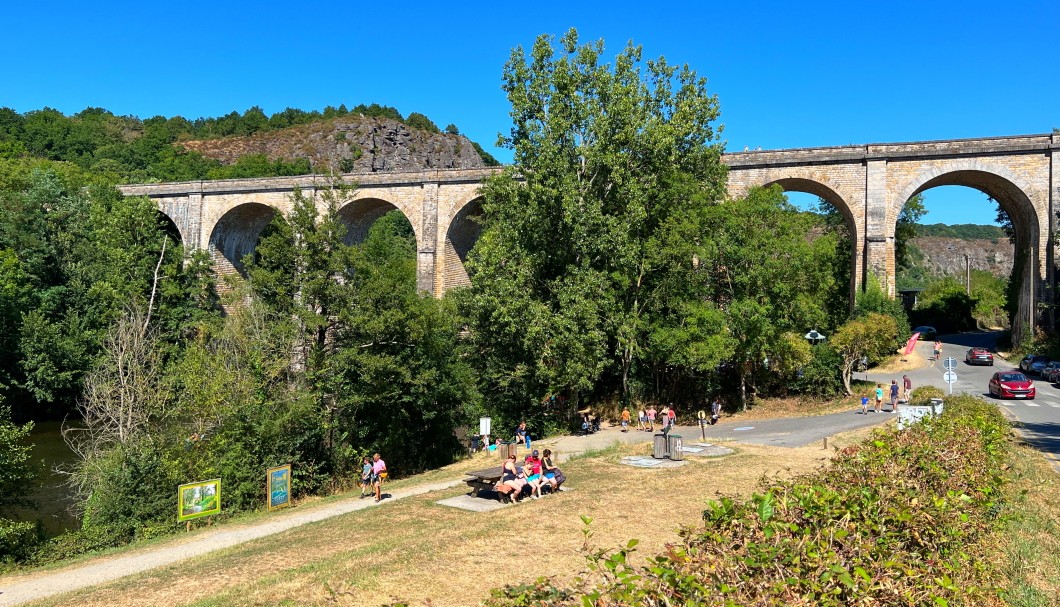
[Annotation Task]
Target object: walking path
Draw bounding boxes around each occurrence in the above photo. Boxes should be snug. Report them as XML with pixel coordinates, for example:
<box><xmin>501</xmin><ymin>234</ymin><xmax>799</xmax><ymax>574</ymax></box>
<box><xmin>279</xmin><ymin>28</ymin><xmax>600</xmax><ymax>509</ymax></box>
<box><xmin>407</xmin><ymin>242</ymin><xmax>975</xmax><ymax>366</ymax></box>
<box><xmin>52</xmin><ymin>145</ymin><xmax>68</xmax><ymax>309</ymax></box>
<box><xmin>0</xmin><ymin>409</ymin><xmax>888</xmax><ymax>607</ymax></box>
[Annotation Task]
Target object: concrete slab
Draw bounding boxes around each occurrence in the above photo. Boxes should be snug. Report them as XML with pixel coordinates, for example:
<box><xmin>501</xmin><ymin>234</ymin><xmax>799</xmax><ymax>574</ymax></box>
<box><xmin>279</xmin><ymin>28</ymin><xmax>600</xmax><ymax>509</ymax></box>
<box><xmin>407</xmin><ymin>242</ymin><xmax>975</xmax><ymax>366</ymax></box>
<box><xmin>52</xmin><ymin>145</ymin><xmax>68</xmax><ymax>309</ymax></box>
<box><xmin>685</xmin><ymin>444</ymin><xmax>735</xmax><ymax>457</ymax></box>
<box><xmin>620</xmin><ymin>456</ymin><xmax>687</xmax><ymax>468</ymax></box>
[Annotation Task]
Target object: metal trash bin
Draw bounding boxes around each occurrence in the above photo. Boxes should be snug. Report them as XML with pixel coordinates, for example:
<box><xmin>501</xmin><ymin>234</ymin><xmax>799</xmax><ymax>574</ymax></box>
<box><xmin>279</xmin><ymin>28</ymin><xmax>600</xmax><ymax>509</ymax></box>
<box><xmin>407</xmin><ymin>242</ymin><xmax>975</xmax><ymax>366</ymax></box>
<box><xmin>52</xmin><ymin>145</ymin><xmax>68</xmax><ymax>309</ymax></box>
<box><xmin>667</xmin><ymin>434</ymin><xmax>684</xmax><ymax>461</ymax></box>
<box><xmin>652</xmin><ymin>433</ymin><xmax>669</xmax><ymax>459</ymax></box>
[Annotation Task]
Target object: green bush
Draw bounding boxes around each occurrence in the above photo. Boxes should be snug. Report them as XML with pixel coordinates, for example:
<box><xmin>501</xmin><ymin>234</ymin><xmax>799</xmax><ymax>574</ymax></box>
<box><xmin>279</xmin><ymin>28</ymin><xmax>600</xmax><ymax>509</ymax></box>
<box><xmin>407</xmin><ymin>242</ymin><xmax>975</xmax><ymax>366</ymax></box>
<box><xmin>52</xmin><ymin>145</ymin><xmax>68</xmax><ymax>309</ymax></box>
<box><xmin>910</xmin><ymin>385</ymin><xmax>945</xmax><ymax>405</ymax></box>
<box><xmin>484</xmin><ymin>395</ymin><xmax>1010</xmax><ymax>606</ymax></box>
<box><xmin>0</xmin><ymin>518</ymin><xmax>42</xmax><ymax>564</ymax></box>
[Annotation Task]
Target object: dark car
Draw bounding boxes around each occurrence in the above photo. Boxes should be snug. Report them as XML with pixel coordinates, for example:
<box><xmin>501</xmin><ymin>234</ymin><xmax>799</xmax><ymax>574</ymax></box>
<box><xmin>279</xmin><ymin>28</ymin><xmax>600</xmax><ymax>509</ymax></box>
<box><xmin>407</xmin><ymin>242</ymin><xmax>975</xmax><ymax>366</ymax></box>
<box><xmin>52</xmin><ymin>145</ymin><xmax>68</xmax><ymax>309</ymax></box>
<box><xmin>989</xmin><ymin>371</ymin><xmax>1035</xmax><ymax>399</ymax></box>
<box><xmin>912</xmin><ymin>326</ymin><xmax>937</xmax><ymax>340</ymax></box>
<box><xmin>1019</xmin><ymin>354</ymin><xmax>1051</xmax><ymax>375</ymax></box>
<box><xmin>1042</xmin><ymin>361</ymin><xmax>1060</xmax><ymax>383</ymax></box>
<box><xmin>965</xmin><ymin>347</ymin><xmax>994</xmax><ymax>366</ymax></box>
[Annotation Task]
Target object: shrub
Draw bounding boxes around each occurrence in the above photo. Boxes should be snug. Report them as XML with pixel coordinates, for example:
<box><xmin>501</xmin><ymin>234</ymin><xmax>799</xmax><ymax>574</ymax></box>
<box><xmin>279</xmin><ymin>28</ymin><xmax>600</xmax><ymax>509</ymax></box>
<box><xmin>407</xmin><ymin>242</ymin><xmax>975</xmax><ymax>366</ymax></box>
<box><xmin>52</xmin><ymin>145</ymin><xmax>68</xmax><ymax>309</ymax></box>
<box><xmin>484</xmin><ymin>395</ymin><xmax>1010</xmax><ymax>606</ymax></box>
<box><xmin>0</xmin><ymin>519</ymin><xmax>42</xmax><ymax>564</ymax></box>
<box><xmin>910</xmin><ymin>384</ymin><xmax>945</xmax><ymax>405</ymax></box>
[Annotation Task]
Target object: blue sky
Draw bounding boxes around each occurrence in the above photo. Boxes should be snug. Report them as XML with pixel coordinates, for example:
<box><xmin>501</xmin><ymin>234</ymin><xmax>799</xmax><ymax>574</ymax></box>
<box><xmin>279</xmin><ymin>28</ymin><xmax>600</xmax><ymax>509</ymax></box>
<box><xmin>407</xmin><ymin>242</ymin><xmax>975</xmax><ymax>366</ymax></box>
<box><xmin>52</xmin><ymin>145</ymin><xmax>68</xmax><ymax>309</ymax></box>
<box><xmin>2</xmin><ymin>1</ymin><xmax>1055</xmax><ymax>225</ymax></box>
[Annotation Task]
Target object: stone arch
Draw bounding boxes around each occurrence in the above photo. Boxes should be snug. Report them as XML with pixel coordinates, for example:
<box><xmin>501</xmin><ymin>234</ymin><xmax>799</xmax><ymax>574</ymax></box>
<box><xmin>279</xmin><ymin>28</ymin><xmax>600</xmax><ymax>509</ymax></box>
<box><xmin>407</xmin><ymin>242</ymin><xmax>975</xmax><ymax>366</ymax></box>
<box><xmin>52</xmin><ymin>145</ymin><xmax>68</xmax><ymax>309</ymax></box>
<box><xmin>155</xmin><ymin>210</ymin><xmax>184</xmax><ymax>250</ymax></box>
<box><xmin>442</xmin><ymin>196</ymin><xmax>484</xmax><ymax>291</ymax></box>
<box><xmin>208</xmin><ymin>202</ymin><xmax>281</xmax><ymax>276</ymax></box>
<box><xmin>893</xmin><ymin>163</ymin><xmax>1041</xmax><ymax>339</ymax></box>
<box><xmin>336</xmin><ymin>197</ymin><xmax>419</xmax><ymax>248</ymax></box>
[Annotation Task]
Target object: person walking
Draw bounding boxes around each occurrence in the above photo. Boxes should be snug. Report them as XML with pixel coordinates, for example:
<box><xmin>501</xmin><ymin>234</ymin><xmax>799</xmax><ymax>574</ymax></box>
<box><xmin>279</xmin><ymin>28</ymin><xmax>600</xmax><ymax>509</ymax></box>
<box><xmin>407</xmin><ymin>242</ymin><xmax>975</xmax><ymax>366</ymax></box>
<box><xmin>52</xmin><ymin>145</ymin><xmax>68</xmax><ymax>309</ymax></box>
<box><xmin>710</xmin><ymin>397</ymin><xmax>721</xmax><ymax>425</ymax></box>
<box><xmin>637</xmin><ymin>408</ymin><xmax>646</xmax><ymax>431</ymax></box>
<box><xmin>371</xmin><ymin>453</ymin><xmax>387</xmax><ymax>502</ymax></box>
<box><xmin>646</xmin><ymin>405</ymin><xmax>657</xmax><ymax>432</ymax></box>
<box><xmin>359</xmin><ymin>457</ymin><xmax>372</xmax><ymax>498</ymax></box>
<box><xmin>620</xmin><ymin>408</ymin><xmax>631</xmax><ymax>432</ymax></box>
<box><xmin>902</xmin><ymin>374</ymin><xmax>912</xmax><ymax>402</ymax></box>
<box><xmin>889</xmin><ymin>379</ymin><xmax>899</xmax><ymax>413</ymax></box>
<box><xmin>874</xmin><ymin>383</ymin><xmax>884</xmax><ymax>413</ymax></box>
<box><xmin>933</xmin><ymin>340</ymin><xmax>942</xmax><ymax>363</ymax></box>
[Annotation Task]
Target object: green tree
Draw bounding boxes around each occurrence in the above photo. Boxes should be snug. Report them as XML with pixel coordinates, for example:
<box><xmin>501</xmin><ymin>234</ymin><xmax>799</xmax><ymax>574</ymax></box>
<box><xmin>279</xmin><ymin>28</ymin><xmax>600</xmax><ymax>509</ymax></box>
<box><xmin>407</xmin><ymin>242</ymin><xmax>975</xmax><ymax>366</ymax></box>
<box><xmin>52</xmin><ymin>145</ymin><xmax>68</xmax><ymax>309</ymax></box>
<box><xmin>464</xmin><ymin>29</ymin><xmax>726</xmax><ymax>421</ymax></box>
<box><xmin>831</xmin><ymin>313</ymin><xmax>899</xmax><ymax>394</ymax></box>
<box><xmin>895</xmin><ymin>194</ymin><xmax>926</xmax><ymax>273</ymax></box>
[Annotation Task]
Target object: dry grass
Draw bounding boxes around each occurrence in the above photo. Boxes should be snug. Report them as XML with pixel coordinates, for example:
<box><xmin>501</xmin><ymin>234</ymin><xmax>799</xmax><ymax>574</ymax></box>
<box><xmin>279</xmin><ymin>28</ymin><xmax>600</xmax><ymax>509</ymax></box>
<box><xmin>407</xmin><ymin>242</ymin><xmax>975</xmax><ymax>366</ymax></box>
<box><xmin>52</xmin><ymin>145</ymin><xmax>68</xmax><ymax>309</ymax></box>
<box><xmin>990</xmin><ymin>442</ymin><xmax>1060</xmax><ymax>606</ymax></box>
<box><xmin>23</xmin><ymin>436</ymin><xmax>869</xmax><ymax>607</ymax></box>
<box><xmin>873</xmin><ymin>348</ymin><xmax>928</xmax><ymax>373</ymax></box>
<box><xmin>725</xmin><ymin>394</ymin><xmax>856</xmax><ymax>421</ymax></box>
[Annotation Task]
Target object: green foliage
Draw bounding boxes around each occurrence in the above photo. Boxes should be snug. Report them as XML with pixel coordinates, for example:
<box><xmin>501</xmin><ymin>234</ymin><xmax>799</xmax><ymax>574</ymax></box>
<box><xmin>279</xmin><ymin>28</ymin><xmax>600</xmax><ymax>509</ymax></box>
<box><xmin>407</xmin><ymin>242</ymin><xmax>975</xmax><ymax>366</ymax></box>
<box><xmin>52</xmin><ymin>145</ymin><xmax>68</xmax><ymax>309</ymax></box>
<box><xmin>895</xmin><ymin>194</ymin><xmax>926</xmax><ymax>272</ymax></box>
<box><xmin>485</xmin><ymin>396</ymin><xmax>1011</xmax><ymax>606</ymax></box>
<box><xmin>831</xmin><ymin>312</ymin><xmax>899</xmax><ymax>394</ymax></box>
<box><xmin>464</xmin><ymin>29</ymin><xmax>730</xmax><ymax>425</ymax></box>
<box><xmin>0</xmin><ymin>103</ymin><xmax>494</xmax><ymax>183</ymax></box>
<box><xmin>916</xmin><ymin>223</ymin><xmax>1006</xmax><ymax>239</ymax></box>
<box><xmin>916</xmin><ymin>277</ymin><xmax>976</xmax><ymax>332</ymax></box>
<box><xmin>855</xmin><ymin>274</ymin><xmax>911</xmax><ymax>337</ymax></box>
<box><xmin>404</xmin><ymin>112</ymin><xmax>440</xmax><ymax>133</ymax></box>
<box><xmin>910</xmin><ymin>385</ymin><xmax>944</xmax><ymax>405</ymax></box>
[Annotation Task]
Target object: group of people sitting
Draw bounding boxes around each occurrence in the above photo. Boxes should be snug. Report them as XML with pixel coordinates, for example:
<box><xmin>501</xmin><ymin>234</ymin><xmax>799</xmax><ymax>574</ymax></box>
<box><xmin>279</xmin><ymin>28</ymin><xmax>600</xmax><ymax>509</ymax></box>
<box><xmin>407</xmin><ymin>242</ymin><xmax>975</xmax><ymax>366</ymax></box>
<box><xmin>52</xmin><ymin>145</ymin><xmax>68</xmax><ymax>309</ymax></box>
<box><xmin>494</xmin><ymin>448</ymin><xmax>566</xmax><ymax>502</ymax></box>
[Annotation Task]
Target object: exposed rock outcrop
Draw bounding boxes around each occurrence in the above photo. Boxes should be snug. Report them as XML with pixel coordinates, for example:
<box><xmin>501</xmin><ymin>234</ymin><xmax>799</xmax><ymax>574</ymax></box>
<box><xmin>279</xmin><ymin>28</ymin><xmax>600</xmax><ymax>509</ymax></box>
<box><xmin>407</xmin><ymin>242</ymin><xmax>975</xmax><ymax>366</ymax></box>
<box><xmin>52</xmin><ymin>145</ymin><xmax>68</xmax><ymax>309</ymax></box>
<box><xmin>179</xmin><ymin>116</ymin><xmax>489</xmax><ymax>173</ymax></box>
<box><xmin>911</xmin><ymin>236</ymin><xmax>1013</xmax><ymax>278</ymax></box>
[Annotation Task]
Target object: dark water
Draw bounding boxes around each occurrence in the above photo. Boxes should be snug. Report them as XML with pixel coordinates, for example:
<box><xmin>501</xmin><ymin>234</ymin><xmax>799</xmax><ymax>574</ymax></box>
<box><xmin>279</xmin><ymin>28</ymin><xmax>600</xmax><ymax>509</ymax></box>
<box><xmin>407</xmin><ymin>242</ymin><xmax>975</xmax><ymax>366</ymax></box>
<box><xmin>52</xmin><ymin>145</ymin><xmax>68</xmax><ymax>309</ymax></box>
<box><xmin>14</xmin><ymin>421</ymin><xmax>81</xmax><ymax>537</ymax></box>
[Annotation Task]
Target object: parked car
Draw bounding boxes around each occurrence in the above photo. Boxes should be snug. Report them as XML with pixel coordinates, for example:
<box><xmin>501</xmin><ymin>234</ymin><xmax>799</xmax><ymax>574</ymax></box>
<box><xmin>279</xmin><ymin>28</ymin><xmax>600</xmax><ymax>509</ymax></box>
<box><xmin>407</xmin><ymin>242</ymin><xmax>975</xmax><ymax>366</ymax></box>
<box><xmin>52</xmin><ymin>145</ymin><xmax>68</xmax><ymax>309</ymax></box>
<box><xmin>989</xmin><ymin>371</ymin><xmax>1035</xmax><ymax>399</ymax></box>
<box><xmin>965</xmin><ymin>347</ymin><xmax>994</xmax><ymax>366</ymax></box>
<box><xmin>912</xmin><ymin>326</ymin><xmax>937</xmax><ymax>340</ymax></box>
<box><xmin>1042</xmin><ymin>361</ymin><xmax>1060</xmax><ymax>383</ymax></box>
<box><xmin>1019</xmin><ymin>354</ymin><xmax>1051</xmax><ymax>375</ymax></box>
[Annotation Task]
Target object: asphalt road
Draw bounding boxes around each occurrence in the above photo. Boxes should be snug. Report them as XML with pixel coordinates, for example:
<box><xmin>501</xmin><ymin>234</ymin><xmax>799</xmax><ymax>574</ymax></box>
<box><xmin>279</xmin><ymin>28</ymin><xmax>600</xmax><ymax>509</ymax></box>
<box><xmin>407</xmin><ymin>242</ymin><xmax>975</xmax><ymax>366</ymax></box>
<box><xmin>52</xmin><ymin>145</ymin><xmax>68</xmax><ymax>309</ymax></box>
<box><xmin>867</xmin><ymin>331</ymin><xmax>1060</xmax><ymax>472</ymax></box>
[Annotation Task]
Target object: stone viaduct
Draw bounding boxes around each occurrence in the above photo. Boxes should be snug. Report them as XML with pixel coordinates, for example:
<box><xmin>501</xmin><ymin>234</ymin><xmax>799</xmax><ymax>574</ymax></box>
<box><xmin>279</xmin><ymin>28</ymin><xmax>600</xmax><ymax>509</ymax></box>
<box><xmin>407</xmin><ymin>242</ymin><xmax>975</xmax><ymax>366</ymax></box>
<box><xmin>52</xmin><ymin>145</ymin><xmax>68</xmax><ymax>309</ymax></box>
<box><xmin>119</xmin><ymin>132</ymin><xmax>1060</xmax><ymax>333</ymax></box>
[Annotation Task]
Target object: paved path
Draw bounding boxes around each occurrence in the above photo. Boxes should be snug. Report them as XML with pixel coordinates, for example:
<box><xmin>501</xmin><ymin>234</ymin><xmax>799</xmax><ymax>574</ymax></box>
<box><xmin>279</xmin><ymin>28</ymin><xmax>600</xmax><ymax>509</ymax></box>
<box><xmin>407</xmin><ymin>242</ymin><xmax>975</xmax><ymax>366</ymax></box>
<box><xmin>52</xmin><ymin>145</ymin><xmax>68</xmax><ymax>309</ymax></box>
<box><xmin>866</xmin><ymin>331</ymin><xmax>1060</xmax><ymax>472</ymax></box>
<box><xmin>0</xmin><ymin>409</ymin><xmax>889</xmax><ymax>606</ymax></box>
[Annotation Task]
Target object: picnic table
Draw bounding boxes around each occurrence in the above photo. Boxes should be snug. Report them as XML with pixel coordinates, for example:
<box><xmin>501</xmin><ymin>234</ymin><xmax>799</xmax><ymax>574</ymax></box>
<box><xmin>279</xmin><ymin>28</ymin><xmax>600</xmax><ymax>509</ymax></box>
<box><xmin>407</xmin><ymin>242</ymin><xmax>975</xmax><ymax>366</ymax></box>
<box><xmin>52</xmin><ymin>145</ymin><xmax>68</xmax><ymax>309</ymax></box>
<box><xmin>464</xmin><ymin>465</ymin><xmax>525</xmax><ymax>502</ymax></box>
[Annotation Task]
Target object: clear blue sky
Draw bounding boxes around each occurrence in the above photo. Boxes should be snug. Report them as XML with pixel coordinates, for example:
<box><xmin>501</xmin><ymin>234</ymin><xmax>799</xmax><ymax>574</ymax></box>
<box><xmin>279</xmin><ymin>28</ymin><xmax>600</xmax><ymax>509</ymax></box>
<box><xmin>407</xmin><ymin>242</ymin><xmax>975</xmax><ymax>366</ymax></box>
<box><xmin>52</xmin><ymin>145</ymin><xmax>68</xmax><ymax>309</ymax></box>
<box><xmin>2</xmin><ymin>1</ymin><xmax>1055</xmax><ymax>225</ymax></box>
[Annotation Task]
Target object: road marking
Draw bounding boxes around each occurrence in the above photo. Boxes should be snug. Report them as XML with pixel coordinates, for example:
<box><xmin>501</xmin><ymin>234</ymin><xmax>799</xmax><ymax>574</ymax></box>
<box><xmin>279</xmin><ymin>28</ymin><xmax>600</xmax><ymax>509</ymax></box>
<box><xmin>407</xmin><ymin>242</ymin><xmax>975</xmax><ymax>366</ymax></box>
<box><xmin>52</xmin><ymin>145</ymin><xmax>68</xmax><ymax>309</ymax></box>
<box><xmin>1025</xmin><ymin>401</ymin><xmax>1040</xmax><ymax>407</ymax></box>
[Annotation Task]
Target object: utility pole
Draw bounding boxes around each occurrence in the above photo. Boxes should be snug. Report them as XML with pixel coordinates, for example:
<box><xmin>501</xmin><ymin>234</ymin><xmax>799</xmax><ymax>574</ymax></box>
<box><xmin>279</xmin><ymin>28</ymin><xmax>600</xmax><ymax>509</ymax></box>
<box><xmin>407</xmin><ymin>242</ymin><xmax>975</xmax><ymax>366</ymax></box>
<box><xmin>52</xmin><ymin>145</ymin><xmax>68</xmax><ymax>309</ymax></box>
<box><xmin>965</xmin><ymin>254</ymin><xmax>971</xmax><ymax>295</ymax></box>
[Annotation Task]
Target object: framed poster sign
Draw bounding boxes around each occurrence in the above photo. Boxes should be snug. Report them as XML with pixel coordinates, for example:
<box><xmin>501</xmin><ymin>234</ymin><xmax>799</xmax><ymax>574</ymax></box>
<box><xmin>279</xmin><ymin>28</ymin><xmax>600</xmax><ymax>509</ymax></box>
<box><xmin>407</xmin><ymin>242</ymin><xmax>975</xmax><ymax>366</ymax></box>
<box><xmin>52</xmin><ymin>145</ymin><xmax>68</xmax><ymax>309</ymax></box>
<box><xmin>178</xmin><ymin>478</ymin><xmax>221</xmax><ymax>522</ymax></box>
<box><xmin>267</xmin><ymin>464</ymin><xmax>292</xmax><ymax>511</ymax></box>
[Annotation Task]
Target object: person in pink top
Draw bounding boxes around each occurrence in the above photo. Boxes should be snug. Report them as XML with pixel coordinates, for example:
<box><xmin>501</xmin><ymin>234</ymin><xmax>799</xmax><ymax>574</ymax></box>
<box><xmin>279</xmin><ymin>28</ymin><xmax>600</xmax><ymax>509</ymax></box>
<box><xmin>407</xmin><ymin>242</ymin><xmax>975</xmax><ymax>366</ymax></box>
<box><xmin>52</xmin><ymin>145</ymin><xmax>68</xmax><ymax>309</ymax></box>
<box><xmin>646</xmin><ymin>406</ymin><xmax>657</xmax><ymax>432</ymax></box>
<box><xmin>371</xmin><ymin>453</ymin><xmax>387</xmax><ymax>502</ymax></box>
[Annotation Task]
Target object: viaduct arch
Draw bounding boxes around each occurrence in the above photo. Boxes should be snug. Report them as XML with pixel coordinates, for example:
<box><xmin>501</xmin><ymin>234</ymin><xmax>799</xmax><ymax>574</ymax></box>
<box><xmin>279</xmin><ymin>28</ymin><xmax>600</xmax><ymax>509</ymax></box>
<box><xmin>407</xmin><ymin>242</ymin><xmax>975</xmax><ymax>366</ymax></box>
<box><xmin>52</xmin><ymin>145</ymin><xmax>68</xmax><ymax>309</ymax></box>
<box><xmin>120</xmin><ymin>133</ymin><xmax>1059</xmax><ymax>335</ymax></box>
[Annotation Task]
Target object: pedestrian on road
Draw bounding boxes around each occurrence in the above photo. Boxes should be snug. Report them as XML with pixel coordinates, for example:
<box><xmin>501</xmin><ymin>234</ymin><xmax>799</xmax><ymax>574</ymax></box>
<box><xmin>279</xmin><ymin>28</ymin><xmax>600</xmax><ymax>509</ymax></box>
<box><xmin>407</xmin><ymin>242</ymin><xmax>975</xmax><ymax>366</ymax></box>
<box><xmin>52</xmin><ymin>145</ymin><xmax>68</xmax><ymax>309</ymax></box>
<box><xmin>371</xmin><ymin>453</ymin><xmax>387</xmax><ymax>502</ymax></box>
<box><xmin>638</xmin><ymin>408</ymin><xmax>646</xmax><ymax>431</ymax></box>
<box><xmin>933</xmin><ymin>340</ymin><xmax>942</xmax><ymax>362</ymax></box>
<box><xmin>710</xmin><ymin>397</ymin><xmax>721</xmax><ymax>425</ymax></box>
<box><xmin>902</xmin><ymin>374</ymin><xmax>912</xmax><ymax>401</ymax></box>
<box><xmin>660</xmin><ymin>406</ymin><xmax>671</xmax><ymax>432</ymax></box>
<box><xmin>875</xmin><ymin>384</ymin><xmax>884</xmax><ymax>413</ymax></box>
<box><xmin>620</xmin><ymin>408</ymin><xmax>631</xmax><ymax>432</ymax></box>
<box><xmin>890</xmin><ymin>379</ymin><xmax>899</xmax><ymax>413</ymax></box>
<box><xmin>667</xmin><ymin>406</ymin><xmax>676</xmax><ymax>427</ymax></box>
<box><xmin>647</xmin><ymin>405</ymin><xmax>657</xmax><ymax>432</ymax></box>
<box><xmin>359</xmin><ymin>457</ymin><xmax>372</xmax><ymax>498</ymax></box>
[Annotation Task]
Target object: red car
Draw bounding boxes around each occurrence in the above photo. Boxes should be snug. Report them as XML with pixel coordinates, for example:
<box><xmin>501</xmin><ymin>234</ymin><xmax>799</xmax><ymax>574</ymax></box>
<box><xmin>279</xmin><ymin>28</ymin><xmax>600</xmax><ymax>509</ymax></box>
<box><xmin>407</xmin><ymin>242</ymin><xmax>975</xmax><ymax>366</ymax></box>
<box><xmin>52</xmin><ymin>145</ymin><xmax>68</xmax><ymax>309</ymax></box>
<box><xmin>988</xmin><ymin>371</ymin><xmax>1035</xmax><ymax>399</ymax></box>
<box><xmin>965</xmin><ymin>347</ymin><xmax>994</xmax><ymax>366</ymax></box>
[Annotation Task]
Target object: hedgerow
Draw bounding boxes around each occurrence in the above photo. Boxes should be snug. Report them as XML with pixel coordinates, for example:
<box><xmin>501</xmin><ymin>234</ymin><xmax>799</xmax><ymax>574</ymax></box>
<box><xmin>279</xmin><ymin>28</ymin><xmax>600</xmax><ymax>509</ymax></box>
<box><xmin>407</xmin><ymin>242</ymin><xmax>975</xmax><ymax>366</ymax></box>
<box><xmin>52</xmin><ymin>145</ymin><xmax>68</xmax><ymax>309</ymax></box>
<box><xmin>486</xmin><ymin>395</ymin><xmax>1010</xmax><ymax>606</ymax></box>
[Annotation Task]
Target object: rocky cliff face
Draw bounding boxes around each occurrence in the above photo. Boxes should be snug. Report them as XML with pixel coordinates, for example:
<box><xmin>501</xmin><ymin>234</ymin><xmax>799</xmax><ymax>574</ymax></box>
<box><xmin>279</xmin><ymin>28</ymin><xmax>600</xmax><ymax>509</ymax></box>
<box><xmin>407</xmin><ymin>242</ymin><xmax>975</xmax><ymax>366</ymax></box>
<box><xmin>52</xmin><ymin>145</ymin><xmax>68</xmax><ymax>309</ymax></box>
<box><xmin>912</xmin><ymin>236</ymin><xmax>1013</xmax><ymax>278</ymax></box>
<box><xmin>179</xmin><ymin>116</ymin><xmax>490</xmax><ymax>173</ymax></box>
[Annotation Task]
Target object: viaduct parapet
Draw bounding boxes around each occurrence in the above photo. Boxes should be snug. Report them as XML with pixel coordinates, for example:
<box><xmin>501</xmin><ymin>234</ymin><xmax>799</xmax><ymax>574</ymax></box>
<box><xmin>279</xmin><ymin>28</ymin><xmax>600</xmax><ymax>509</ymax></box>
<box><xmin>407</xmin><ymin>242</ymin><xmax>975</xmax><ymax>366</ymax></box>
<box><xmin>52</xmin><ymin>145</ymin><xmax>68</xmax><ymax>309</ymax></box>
<box><xmin>119</xmin><ymin>133</ymin><xmax>1060</xmax><ymax>334</ymax></box>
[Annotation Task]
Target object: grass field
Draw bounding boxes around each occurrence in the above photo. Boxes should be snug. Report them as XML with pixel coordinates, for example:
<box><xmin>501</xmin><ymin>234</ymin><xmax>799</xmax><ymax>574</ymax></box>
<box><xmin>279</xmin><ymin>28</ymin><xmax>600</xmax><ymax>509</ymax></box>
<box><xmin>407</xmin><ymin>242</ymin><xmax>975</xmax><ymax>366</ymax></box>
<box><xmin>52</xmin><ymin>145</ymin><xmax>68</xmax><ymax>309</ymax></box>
<box><xmin>20</xmin><ymin>429</ymin><xmax>879</xmax><ymax>607</ymax></box>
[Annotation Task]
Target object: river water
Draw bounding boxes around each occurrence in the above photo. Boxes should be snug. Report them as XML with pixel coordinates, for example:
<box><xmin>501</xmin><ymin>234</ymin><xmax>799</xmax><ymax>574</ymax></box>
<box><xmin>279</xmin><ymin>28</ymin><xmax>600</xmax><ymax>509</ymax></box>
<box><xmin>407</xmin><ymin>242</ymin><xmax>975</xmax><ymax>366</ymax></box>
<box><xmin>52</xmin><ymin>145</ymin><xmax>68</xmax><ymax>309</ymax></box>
<box><xmin>15</xmin><ymin>421</ymin><xmax>81</xmax><ymax>537</ymax></box>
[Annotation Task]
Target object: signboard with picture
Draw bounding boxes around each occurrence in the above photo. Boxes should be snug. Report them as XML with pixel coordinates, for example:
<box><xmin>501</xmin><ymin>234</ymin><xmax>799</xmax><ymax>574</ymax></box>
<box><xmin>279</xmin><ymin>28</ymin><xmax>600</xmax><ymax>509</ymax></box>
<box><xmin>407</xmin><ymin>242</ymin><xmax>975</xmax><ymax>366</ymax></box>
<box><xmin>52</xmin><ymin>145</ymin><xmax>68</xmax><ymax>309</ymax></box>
<box><xmin>267</xmin><ymin>464</ymin><xmax>292</xmax><ymax>511</ymax></box>
<box><xmin>177</xmin><ymin>478</ymin><xmax>221</xmax><ymax>522</ymax></box>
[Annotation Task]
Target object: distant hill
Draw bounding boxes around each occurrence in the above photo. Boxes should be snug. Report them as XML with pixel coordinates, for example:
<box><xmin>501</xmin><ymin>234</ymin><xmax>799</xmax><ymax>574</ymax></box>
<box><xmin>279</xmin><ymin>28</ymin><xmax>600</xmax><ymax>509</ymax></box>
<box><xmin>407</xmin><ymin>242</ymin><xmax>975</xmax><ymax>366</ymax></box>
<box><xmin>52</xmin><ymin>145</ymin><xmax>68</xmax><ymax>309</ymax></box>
<box><xmin>180</xmin><ymin>115</ymin><xmax>496</xmax><ymax>175</ymax></box>
<box><xmin>0</xmin><ymin>104</ymin><xmax>498</xmax><ymax>182</ymax></box>
<box><xmin>914</xmin><ymin>223</ymin><xmax>1006</xmax><ymax>240</ymax></box>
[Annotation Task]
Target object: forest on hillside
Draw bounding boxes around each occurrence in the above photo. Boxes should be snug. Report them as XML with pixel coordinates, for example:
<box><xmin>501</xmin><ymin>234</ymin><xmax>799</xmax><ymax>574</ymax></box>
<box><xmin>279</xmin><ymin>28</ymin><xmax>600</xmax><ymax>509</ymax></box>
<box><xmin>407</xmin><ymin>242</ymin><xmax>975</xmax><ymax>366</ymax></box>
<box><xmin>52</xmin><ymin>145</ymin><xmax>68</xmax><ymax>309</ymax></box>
<box><xmin>0</xmin><ymin>103</ymin><xmax>497</xmax><ymax>185</ymax></box>
<box><xmin>0</xmin><ymin>36</ymin><xmax>1019</xmax><ymax>566</ymax></box>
